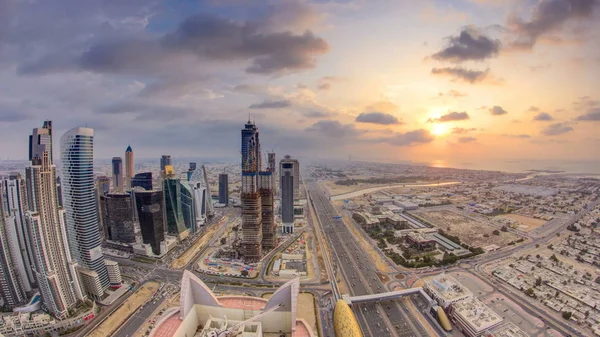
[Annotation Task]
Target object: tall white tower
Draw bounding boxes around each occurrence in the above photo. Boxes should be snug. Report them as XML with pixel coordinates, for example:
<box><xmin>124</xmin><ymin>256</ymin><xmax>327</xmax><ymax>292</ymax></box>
<box><xmin>61</xmin><ymin>127</ymin><xmax>110</xmax><ymax>298</ymax></box>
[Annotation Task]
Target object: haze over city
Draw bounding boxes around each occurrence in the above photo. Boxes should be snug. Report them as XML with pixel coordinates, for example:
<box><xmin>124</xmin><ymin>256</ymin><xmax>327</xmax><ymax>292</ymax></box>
<box><xmin>0</xmin><ymin>0</ymin><xmax>598</xmax><ymax>172</ymax></box>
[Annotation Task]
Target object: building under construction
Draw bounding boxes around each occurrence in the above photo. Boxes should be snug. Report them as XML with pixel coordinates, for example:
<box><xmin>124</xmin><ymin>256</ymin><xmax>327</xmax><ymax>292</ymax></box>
<box><xmin>241</xmin><ymin>121</ymin><xmax>263</xmax><ymax>262</ymax></box>
<box><xmin>240</xmin><ymin>120</ymin><xmax>277</xmax><ymax>262</ymax></box>
<box><xmin>259</xmin><ymin>171</ymin><xmax>276</xmax><ymax>250</ymax></box>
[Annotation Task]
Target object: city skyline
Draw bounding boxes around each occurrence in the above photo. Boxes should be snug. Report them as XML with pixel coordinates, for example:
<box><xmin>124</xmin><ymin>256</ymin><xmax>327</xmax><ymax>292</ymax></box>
<box><xmin>0</xmin><ymin>1</ymin><xmax>597</xmax><ymax>172</ymax></box>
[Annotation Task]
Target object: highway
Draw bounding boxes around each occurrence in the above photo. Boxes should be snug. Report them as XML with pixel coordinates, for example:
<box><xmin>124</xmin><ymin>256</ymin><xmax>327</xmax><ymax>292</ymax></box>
<box><xmin>307</xmin><ymin>182</ymin><xmax>428</xmax><ymax>337</ymax></box>
<box><xmin>113</xmin><ymin>293</ymin><xmax>167</xmax><ymax>337</ymax></box>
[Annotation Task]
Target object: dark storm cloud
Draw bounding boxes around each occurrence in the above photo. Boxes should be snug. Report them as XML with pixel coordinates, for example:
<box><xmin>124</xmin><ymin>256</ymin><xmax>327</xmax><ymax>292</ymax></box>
<box><xmin>428</xmin><ymin>111</ymin><xmax>470</xmax><ymax>123</ymax></box>
<box><xmin>451</xmin><ymin>127</ymin><xmax>477</xmax><ymax>134</ymax></box>
<box><xmin>458</xmin><ymin>136</ymin><xmax>477</xmax><ymax>143</ymax></box>
<box><xmin>248</xmin><ymin>99</ymin><xmax>292</xmax><ymax>109</ymax></box>
<box><xmin>355</xmin><ymin>112</ymin><xmax>400</xmax><ymax>125</ymax></box>
<box><xmin>305</xmin><ymin>120</ymin><xmax>360</xmax><ymax>138</ymax></box>
<box><xmin>576</xmin><ymin>109</ymin><xmax>600</xmax><ymax>121</ymax></box>
<box><xmin>542</xmin><ymin>122</ymin><xmax>574</xmax><ymax>135</ymax></box>
<box><xmin>533</xmin><ymin>112</ymin><xmax>553</xmax><ymax>121</ymax></box>
<box><xmin>431</xmin><ymin>67</ymin><xmax>489</xmax><ymax>83</ymax></box>
<box><xmin>385</xmin><ymin>129</ymin><xmax>434</xmax><ymax>147</ymax></box>
<box><xmin>490</xmin><ymin>105</ymin><xmax>507</xmax><ymax>116</ymax></box>
<box><xmin>432</xmin><ymin>27</ymin><xmax>501</xmax><ymax>62</ymax></box>
<box><xmin>508</xmin><ymin>0</ymin><xmax>599</xmax><ymax>49</ymax></box>
<box><xmin>18</xmin><ymin>7</ymin><xmax>329</xmax><ymax>76</ymax></box>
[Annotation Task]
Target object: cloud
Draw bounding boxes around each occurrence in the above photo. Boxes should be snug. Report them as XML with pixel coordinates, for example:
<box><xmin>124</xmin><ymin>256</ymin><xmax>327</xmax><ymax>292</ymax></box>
<box><xmin>317</xmin><ymin>76</ymin><xmax>341</xmax><ymax>91</ymax></box>
<box><xmin>490</xmin><ymin>105</ymin><xmax>507</xmax><ymax>115</ymax></box>
<box><xmin>438</xmin><ymin>90</ymin><xmax>468</xmax><ymax>98</ymax></box>
<box><xmin>528</xmin><ymin>106</ymin><xmax>540</xmax><ymax>112</ymax></box>
<box><xmin>302</xmin><ymin>110</ymin><xmax>331</xmax><ymax>118</ymax></box>
<box><xmin>507</xmin><ymin>0</ymin><xmax>600</xmax><ymax>49</ymax></box>
<box><xmin>452</xmin><ymin>127</ymin><xmax>477</xmax><ymax>134</ymax></box>
<box><xmin>432</xmin><ymin>27</ymin><xmax>501</xmax><ymax>62</ymax></box>
<box><xmin>576</xmin><ymin>109</ymin><xmax>600</xmax><ymax>121</ymax></box>
<box><xmin>428</xmin><ymin>111</ymin><xmax>470</xmax><ymax>123</ymax></box>
<box><xmin>385</xmin><ymin>129</ymin><xmax>435</xmax><ymax>146</ymax></box>
<box><xmin>248</xmin><ymin>99</ymin><xmax>292</xmax><ymax>109</ymax></box>
<box><xmin>541</xmin><ymin>122</ymin><xmax>574</xmax><ymax>135</ymax></box>
<box><xmin>305</xmin><ymin>120</ymin><xmax>360</xmax><ymax>138</ymax></box>
<box><xmin>502</xmin><ymin>134</ymin><xmax>531</xmax><ymax>138</ymax></box>
<box><xmin>533</xmin><ymin>112</ymin><xmax>553</xmax><ymax>121</ymax></box>
<box><xmin>573</xmin><ymin>96</ymin><xmax>600</xmax><ymax>109</ymax></box>
<box><xmin>364</xmin><ymin>101</ymin><xmax>398</xmax><ymax>113</ymax></box>
<box><xmin>19</xmin><ymin>9</ymin><xmax>329</xmax><ymax>76</ymax></box>
<box><xmin>431</xmin><ymin>67</ymin><xmax>489</xmax><ymax>83</ymax></box>
<box><xmin>356</xmin><ymin>112</ymin><xmax>400</xmax><ymax>125</ymax></box>
<box><xmin>458</xmin><ymin>136</ymin><xmax>477</xmax><ymax>143</ymax></box>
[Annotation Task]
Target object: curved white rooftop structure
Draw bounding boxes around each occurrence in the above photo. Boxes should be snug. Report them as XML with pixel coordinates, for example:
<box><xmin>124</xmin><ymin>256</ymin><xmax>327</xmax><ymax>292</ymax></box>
<box><xmin>152</xmin><ymin>271</ymin><xmax>313</xmax><ymax>337</ymax></box>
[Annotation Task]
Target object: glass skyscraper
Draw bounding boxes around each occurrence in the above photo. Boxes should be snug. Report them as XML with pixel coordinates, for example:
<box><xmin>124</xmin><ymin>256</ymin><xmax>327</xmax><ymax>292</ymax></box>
<box><xmin>61</xmin><ymin>127</ymin><xmax>109</xmax><ymax>293</ymax></box>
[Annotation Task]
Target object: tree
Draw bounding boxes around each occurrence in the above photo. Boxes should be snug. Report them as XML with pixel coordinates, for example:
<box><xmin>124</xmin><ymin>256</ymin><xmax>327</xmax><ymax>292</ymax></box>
<box><xmin>550</xmin><ymin>254</ymin><xmax>559</xmax><ymax>263</ymax></box>
<box><xmin>492</xmin><ymin>230</ymin><xmax>500</xmax><ymax>236</ymax></box>
<box><xmin>535</xmin><ymin>244</ymin><xmax>540</xmax><ymax>248</ymax></box>
<box><xmin>240</xmin><ymin>270</ymin><xmax>249</xmax><ymax>277</ymax></box>
<box><xmin>524</xmin><ymin>288</ymin><xmax>535</xmax><ymax>297</ymax></box>
<box><xmin>501</xmin><ymin>225</ymin><xmax>508</xmax><ymax>232</ymax></box>
<box><xmin>535</xmin><ymin>277</ymin><xmax>542</xmax><ymax>286</ymax></box>
<box><xmin>562</xmin><ymin>311</ymin><xmax>572</xmax><ymax>320</ymax></box>
<box><xmin>548</xmin><ymin>244</ymin><xmax>553</xmax><ymax>250</ymax></box>
<box><xmin>220</xmin><ymin>238</ymin><xmax>227</xmax><ymax>245</ymax></box>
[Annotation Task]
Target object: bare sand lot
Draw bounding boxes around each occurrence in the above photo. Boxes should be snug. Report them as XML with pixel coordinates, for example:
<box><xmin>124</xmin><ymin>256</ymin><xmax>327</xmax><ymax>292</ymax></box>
<box><xmin>495</xmin><ymin>214</ymin><xmax>546</xmax><ymax>232</ymax></box>
<box><xmin>412</xmin><ymin>209</ymin><xmax>522</xmax><ymax>248</ymax></box>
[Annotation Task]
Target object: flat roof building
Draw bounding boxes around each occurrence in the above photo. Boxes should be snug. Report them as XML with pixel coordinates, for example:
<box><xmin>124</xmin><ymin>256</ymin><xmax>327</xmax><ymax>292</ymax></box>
<box><xmin>449</xmin><ymin>298</ymin><xmax>503</xmax><ymax>337</ymax></box>
<box><xmin>423</xmin><ymin>274</ymin><xmax>473</xmax><ymax>309</ymax></box>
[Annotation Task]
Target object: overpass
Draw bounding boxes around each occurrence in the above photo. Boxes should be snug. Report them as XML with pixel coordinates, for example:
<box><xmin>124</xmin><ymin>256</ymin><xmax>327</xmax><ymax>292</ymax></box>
<box><xmin>344</xmin><ymin>287</ymin><xmax>434</xmax><ymax>307</ymax></box>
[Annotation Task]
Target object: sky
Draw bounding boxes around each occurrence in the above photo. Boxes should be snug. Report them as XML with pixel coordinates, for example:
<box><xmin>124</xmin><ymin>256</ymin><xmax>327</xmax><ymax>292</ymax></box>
<box><xmin>0</xmin><ymin>0</ymin><xmax>599</xmax><ymax>171</ymax></box>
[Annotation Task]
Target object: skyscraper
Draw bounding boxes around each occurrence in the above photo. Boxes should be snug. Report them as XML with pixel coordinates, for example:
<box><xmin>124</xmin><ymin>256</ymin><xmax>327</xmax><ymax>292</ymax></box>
<box><xmin>61</xmin><ymin>127</ymin><xmax>110</xmax><ymax>297</ymax></box>
<box><xmin>134</xmin><ymin>190</ymin><xmax>165</xmax><ymax>256</ymax></box>
<box><xmin>100</xmin><ymin>193</ymin><xmax>138</xmax><ymax>244</ymax></box>
<box><xmin>160</xmin><ymin>155</ymin><xmax>172</xmax><ymax>173</ymax></box>
<box><xmin>0</xmin><ymin>189</ymin><xmax>28</xmax><ymax>309</ymax></box>
<box><xmin>241</xmin><ymin>121</ymin><xmax>262</xmax><ymax>261</ymax></box>
<box><xmin>163</xmin><ymin>172</ymin><xmax>189</xmax><ymax>240</ymax></box>
<box><xmin>280</xmin><ymin>156</ymin><xmax>299</xmax><ymax>234</ymax></box>
<box><xmin>187</xmin><ymin>165</ymin><xmax>214</xmax><ymax>229</ymax></box>
<box><xmin>125</xmin><ymin>145</ymin><xmax>134</xmax><ymax>189</ymax></box>
<box><xmin>26</xmin><ymin>121</ymin><xmax>85</xmax><ymax>319</ymax></box>
<box><xmin>132</xmin><ymin>172</ymin><xmax>153</xmax><ymax>191</ymax></box>
<box><xmin>280</xmin><ymin>155</ymin><xmax>300</xmax><ymax>199</ymax></box>
<box><xmin>112</xmin><ymin>157</ymin><xmax>123</xmax><ymax>192</ymax></box>
<box><xmin>96</xmin><ymin>176</ymin><xmax>111</xmax><ymax>196</ymax></box>
<box><xmin>218</xmin><ymin>173</ymin><xmax>229</xmax><ymax>205</ymax></box>
<box><xmin>1</xmin><ymin>174</ymin><xmax>36</xmax><ymax>291</ymax></box>
<box><xmin>268</xmin><ymin>152</ymin><xmax>276</xmax><ymax>194</ymax></box>
<box><xmin>259</xmin><ymin>171</ymin><xmax>276</xmax><ymax>250</ymax></box>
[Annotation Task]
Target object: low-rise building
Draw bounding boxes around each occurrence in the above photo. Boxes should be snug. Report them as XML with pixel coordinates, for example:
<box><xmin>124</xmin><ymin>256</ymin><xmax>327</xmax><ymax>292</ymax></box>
<box><xmin>424</xmin><ymin>274</ymin><xmax>473</xmax><ymax>309</ymax></box>
<box><xmin>449</xmin><ymin>298</ymin><xmax>503</xmax><ymax>337</ymax></box>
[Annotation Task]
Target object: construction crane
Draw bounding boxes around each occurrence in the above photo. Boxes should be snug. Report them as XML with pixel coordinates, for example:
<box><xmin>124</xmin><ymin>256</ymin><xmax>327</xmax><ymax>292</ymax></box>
<box><xmin>206</xmin><ymin>303</ymin><xmax>285</xmax><ymax>337</ymax></box>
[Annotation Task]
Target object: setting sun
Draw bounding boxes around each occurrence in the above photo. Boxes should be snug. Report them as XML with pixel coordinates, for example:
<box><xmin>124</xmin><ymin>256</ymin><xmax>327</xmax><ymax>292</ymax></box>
<box><xmin>431</xmin><ymin>123</ymin><xmax>448</xmax><ymax>136</ymax></box>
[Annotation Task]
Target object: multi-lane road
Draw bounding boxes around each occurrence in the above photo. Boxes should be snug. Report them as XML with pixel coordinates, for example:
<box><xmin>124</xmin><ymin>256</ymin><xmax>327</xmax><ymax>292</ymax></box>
<box><xmin>308</xmin><ymin>182</ymin><xmax>429</xmax><ymax>337</ymax></box>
